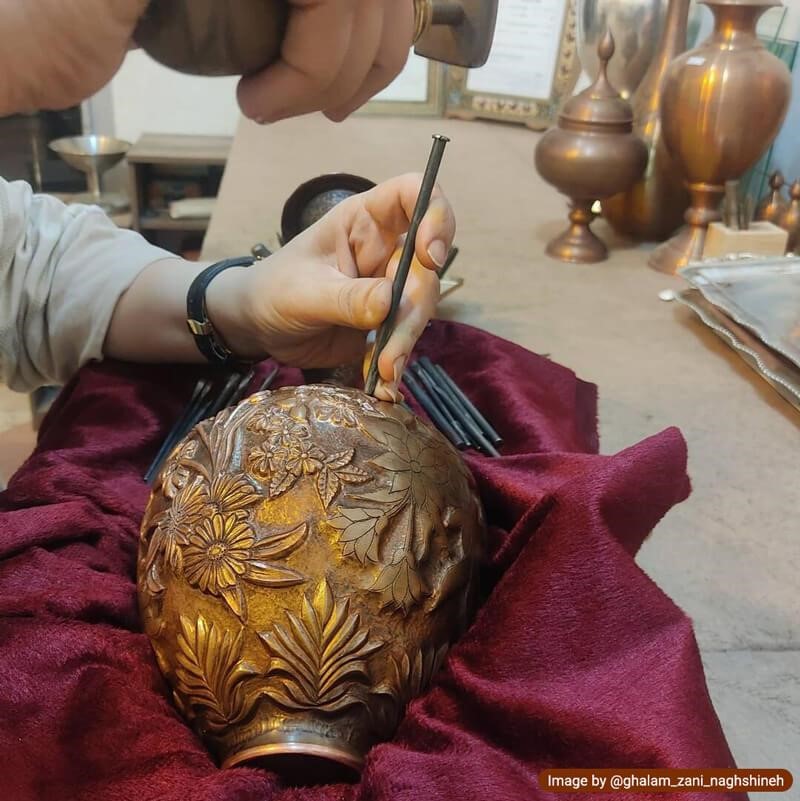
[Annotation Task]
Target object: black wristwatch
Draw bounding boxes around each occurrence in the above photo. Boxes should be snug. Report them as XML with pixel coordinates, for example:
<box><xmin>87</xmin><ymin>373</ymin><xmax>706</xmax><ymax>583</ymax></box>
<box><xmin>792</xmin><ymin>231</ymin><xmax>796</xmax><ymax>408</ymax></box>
<box><xmin>186</xmin><ymin>256</ymin><xmax>254</xmax><ymax>368</ymax></box>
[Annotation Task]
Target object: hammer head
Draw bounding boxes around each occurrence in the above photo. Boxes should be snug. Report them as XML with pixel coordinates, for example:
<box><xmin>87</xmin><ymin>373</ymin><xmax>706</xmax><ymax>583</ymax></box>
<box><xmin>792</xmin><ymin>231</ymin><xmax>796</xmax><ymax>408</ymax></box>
<box><xmin>414</xmin><ymin>0</ymin><xmax>499</xmax><ymax>69</ymax></box>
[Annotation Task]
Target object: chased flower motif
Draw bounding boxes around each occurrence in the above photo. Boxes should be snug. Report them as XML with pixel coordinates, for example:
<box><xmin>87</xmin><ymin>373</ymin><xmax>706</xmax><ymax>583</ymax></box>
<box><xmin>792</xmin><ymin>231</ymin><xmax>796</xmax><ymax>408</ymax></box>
<box><xmin>315</xmin><ymin>399</ymin><xmax>361</xmax><ymax>428</ymax></box>
<box><xmin>200</xmin><ymin>474</ymin><xmax>261</xmax><ymax>518</ymax></box>
<box><xmin>143</xmin><ymin>480</ymin><xmax>207</xmax><ymax>592</ymax></box>
<box><xmin>247</xmin><ymin>430</ymin><xmax>327</xmax><ymax>499</ymax></box>
<box><xmin>329</xmin><ymin>418</ymin><xmax>453</xmax><ymax>613</ymax></box>
<box><xmin>246</xmin><ymin>406</ymin><xmax>284</xmax><ymax>435</ymax></box>
<box><xmin>160</xmin><ymin>440</ymin><xmax>199</xmax><ymax>498</ymax></box>
<box><xmin>285</xmin><ymin>440</ymin><xmax>325</xmax><ymax>477</ymax></box>
<box><xmin>183</xmin><ymin>513</ymin><xmax>307</xmax><ymax>621</ymax></box>
<box><xmin>371</xmin><ymin>431</ymin><xmax>448</xmax><ymax>508</ymax></box>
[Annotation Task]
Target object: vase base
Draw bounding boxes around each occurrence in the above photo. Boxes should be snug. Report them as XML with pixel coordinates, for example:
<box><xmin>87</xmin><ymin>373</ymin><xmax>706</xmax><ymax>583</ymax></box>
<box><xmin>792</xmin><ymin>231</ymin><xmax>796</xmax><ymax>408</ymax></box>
<box><xmin>222</xmin><ymin>733</ymin><xmax>363</xmax><ymax>782</ymax></box>
<box><xmin>546</xmin><ymin>223</ymin><xmax>608</xmax><ymax>263</ymax></box>
<box><xmin>648</xmin><ymin>224</ymin><xmax>707</xmax><ymax>274</ymax></box>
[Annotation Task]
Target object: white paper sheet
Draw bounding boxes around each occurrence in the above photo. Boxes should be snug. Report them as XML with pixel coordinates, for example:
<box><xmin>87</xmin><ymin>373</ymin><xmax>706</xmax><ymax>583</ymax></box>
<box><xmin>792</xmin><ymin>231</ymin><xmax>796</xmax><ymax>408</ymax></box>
<box><xmin>467</xmin><ymin>0</ymin><xmax>567</xmax><ymax>99</ymax></box>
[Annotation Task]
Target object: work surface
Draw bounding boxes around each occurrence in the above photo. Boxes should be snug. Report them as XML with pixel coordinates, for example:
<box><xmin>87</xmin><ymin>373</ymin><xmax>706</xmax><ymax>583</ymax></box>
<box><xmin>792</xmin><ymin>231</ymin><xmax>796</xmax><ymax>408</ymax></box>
<box><xmin>204</xmin><ymin>115</ymin><xmax>799</xmax><ymax>778</ymax></box>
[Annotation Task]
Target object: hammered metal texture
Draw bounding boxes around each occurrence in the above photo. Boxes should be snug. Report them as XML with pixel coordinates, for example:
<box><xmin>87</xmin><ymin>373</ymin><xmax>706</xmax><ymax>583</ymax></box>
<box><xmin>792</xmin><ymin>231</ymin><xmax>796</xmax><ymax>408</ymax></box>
<box><xmin>138</xmin><ymin>385</ymin><xmax>484</xmax><ymax>773</ymax></box>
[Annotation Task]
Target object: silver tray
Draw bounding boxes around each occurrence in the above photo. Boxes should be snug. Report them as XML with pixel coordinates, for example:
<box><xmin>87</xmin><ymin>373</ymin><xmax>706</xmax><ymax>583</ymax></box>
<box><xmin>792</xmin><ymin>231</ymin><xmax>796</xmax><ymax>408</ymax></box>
<box><xmin>680</xmin><ymin>257</ymin><xmax>800</xmax><ymax>369</ymax></box>
<box><xmin>676</xmin><ymin>288</ymin><xmax>800</xmax><ymax>413</ymax></box>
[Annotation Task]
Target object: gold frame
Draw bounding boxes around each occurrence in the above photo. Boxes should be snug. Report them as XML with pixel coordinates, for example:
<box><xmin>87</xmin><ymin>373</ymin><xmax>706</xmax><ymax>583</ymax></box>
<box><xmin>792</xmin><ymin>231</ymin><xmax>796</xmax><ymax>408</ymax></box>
<box><xmin>360</xmin><ymin>59</ymin><xmax>445</xmax><ymax>117</ymax></box>
<box><xmin>444</xmin><ymin>0</ymin><xmax>580</xmax><ymax>130</ymax></box>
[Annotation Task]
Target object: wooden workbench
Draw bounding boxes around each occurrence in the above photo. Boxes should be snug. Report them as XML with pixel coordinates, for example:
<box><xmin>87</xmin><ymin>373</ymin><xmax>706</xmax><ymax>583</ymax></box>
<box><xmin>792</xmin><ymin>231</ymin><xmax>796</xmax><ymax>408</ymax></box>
<box><xmin>204</xmin><ymin>115</ymin><xmax>799</xmax><ymax>780</ymax></box>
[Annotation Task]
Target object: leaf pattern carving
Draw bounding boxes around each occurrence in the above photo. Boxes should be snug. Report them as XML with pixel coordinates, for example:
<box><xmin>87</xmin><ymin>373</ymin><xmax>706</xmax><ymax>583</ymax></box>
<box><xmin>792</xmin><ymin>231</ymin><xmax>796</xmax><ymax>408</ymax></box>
<box><xmin>173</xmin><ymin>615</ymin><xmax>260</xmax><ymax>734</ymax></box>
<box><xmin>259</xmin><ymin>579</ymin><xmax>383</xmax><ymax>713</ymax></box>
<box><xmin>315</xmin><ymin>448</ymin><xmax>370</xmax><ymax>509</ymax></box>
<box><xmin>371</xmin><ymin>554</ymin><xmax>430</xmax><ymax>613</ymax></box>
<box><xmin>327</xmin><ymin>414</ymin><xmax>454</xmax><ymax>614</ymax></box>
<box><xmin>370</xmin><ymin>643</ymin><xmax>449</xmax><ymax>735</ymax></box>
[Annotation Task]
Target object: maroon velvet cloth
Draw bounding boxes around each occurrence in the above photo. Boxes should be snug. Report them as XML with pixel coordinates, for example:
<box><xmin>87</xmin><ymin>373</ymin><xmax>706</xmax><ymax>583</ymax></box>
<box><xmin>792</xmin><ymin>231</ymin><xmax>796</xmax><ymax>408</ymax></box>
<box><xmin>0</xmin><ymin>320</ymin><xmax>742</xmax><ymax>801</ymax></box>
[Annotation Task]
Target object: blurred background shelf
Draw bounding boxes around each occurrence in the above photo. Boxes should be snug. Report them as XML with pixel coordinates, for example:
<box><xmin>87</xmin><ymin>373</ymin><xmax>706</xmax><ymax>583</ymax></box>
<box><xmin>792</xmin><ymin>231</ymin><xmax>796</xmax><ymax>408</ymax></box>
<box><xmin>127</xmin><ymin>133</ymin><xmax>230</xmax><ymax>255</ymax></box>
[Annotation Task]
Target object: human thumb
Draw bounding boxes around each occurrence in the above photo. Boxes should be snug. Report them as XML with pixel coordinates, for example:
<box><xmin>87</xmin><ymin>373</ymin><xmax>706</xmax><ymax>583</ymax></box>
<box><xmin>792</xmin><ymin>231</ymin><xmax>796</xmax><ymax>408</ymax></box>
<box><xmin>309</xmin><ymin>275</ymin><xmax>392</xmax><ymax>331</ymax></box>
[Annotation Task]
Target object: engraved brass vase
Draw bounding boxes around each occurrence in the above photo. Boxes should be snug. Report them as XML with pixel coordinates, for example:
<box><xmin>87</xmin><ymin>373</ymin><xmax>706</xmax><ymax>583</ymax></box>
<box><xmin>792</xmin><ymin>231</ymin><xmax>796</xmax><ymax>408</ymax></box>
<box><xmin>648</xmin><ymin>0</ymin><xmax>792</xmax><ymax>274</ymax></box>
<box><xmin>535</xmin><ymin>31</ymin><xmax>648</xmax><ymax>263</ymax></box>
<box><xmin>138</xmin><ymin>385</ymin><xmax>484</xmax><ymax>775</ymax></box>
<box><xmin>601</xmin><ymin>0</ymin><xmax>693</xmax><ymax>241</ymax></box>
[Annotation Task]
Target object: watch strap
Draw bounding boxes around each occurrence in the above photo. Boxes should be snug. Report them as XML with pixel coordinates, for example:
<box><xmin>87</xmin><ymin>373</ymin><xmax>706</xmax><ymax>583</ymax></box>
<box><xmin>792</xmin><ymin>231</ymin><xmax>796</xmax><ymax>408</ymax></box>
<box><xmin>186</xmin><ymin>256</ymin><xmax>254</xmax><ymax>368</ymax></box>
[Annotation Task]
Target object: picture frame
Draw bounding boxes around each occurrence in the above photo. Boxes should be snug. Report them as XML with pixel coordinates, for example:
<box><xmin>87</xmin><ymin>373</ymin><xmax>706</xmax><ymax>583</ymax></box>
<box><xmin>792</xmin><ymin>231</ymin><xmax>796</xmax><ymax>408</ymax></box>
<box><xmin>444</xmin><ymin>0</ymin><xmax>580</xmax><ymax>130</ymax></box>
<box><xmin>359</xmin><ymin>52</ymin><xmax>445</xmax><ymax>117</ymax></box>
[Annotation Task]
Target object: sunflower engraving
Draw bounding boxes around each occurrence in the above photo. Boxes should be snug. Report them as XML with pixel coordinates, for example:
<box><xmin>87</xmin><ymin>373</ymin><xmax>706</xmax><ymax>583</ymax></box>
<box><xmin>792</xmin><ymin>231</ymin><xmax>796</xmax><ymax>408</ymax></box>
<box><xmin>182</xmin><ymin>514</ymin><xmax>307</xmax><ymax>621</ymax></box>
<box><xmin>200</xmin><ymin>474</ymin><xmax>261</xmax><ymax>518</ymax></box>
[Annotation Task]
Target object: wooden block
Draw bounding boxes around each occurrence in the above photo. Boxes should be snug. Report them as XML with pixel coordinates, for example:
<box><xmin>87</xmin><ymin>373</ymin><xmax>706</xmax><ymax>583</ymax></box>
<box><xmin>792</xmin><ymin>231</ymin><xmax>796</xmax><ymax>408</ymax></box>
<box><xmin>702</xmin><ymin>221</ymin><xmax>788</xmax><ymax>260</ymax></box>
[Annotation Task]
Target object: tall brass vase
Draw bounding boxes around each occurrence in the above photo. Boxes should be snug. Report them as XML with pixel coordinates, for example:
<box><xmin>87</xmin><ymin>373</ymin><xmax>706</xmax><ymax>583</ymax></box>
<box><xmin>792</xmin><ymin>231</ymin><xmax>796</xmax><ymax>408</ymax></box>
<box><xmin>649</xmin><ymin>0</ymin><xmax>791</xmax><ymax>274</ymax></box>
<box><xmin>602</xmin><ymin>0</ymin><xmax>691</xmax><ymax>241</ymax></box>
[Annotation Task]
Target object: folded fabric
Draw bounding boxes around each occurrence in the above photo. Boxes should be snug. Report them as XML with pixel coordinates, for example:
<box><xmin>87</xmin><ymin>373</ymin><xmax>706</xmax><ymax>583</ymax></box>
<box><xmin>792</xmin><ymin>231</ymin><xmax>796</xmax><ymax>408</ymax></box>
<box><xmin>0</xmin><ymin>320</ymin><xmax>743</xmax><ymax>801</ymax></box>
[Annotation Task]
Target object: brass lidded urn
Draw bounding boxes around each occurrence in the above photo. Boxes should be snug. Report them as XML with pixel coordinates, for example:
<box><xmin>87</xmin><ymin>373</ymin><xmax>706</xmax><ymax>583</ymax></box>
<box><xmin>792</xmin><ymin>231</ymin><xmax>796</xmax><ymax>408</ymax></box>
<box><xmin>755</xmin><ymin>171</ymin><xmax>789</xmax><ymax>224</ymax></box>
<box><xmin>138</xmin><ymin>385</ymin><xmax>484</xmax><ymax>776</ymax></box>
<box><xmin>649</xmin><ymin>0</ymin><xmax>792</xmax><ymax>274</ymax></box>
<box><xmin>602</xmin><ymin>0</ymin><xmax>692</xmax><ymax>241</ymax></box>
<box><xmin>535</xmin><ymin>31</ymin><xmax>648</xmax><ymax>263</ymax></box>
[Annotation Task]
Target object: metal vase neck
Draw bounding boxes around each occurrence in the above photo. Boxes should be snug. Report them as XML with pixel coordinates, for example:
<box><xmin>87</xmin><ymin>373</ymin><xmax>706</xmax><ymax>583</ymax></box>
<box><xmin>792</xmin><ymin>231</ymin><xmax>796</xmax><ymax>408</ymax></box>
<box><xmin>704</xmin><ymin>0</ymin><xmax>777</xmax><ymax>45</ymax></box>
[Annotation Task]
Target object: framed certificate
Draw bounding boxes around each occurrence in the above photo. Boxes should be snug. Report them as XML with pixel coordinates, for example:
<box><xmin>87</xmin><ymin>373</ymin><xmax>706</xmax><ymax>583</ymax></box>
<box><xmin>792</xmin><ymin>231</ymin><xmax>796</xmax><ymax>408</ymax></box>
<box><xmin>360</xmin><ymin>52</ymin><xmax>445</xmax><ymax>117</ymax></box>
<box><xmin>445</xmin><ymin>0</ymin><xmax>580</xmax><ymax>129</ymax></box>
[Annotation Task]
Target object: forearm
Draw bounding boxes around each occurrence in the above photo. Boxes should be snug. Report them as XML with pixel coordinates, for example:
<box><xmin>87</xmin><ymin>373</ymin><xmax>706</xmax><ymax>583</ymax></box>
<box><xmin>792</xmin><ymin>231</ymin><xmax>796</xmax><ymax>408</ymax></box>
<box><xmin>0</xmin><ymin>177</ymin><xmax>175</xmax><ymax>391</ymax></box>
<box><xmin>104</xmin><ymin>258</ymin><xmax>264</xmax><ymax>364</ymax></box>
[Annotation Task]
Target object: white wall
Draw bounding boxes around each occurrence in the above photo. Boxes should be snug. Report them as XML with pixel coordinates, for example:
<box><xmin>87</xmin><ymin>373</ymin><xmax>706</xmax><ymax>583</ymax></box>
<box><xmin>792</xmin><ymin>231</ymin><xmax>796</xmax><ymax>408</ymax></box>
<box><xmin>101</xmin><ymin>50</ymin><xmax>241</xmax><ymax>143</ymax></box>
<box><xmin>93</xmin><ymin>12</ymin><xmax>800</xmax><ymax>183</ymax></box>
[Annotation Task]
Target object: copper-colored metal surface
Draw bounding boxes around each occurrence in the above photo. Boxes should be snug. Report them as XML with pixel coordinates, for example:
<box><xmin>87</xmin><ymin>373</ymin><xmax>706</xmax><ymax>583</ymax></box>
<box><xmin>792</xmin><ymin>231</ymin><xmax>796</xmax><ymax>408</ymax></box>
<box><xmin>138</xmin><ymin>385</ymin><xmax>484</xmax><ymax>775</ymax></box>
<box><xmin>601</xmin><ymin>0</ymin><xmax>691</xmax><ymax>241</ymax></box>
<box><xmin>648</xmin><ymin>0</ymin><xmax>792</xmax><ymax>274</ymax></box>
<box><xmin>134</xmin><ymin>0</ymin><xmax>287</xmax><ymax>77</ymax></box>
<box><xmin>577</xmin><ymin>0</ymin><xmax>701</xmax><ymax>100</ymax></box>
<box><xmin>135</xmin><ymin>0</ymin><xmax>498</xmax><ymax>76</ymax></box>
<box><xmin>534</xmin><ymin>31</ymin><xmax>648</xmax><ymax>263</ymax></box>
<box><xmin>757</xmin><ymin>171</ymin><xmax>790</xmax><ymax>225</ymax></box>
<box><xmin>779</xmin><ymin>180</ymin><xmax>800</xmax><ymax>254</ymax></box>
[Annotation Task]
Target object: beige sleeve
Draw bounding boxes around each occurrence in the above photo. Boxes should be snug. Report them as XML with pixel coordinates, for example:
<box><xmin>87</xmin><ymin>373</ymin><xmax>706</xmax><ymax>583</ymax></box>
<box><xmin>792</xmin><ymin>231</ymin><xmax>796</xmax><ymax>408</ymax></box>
<box><xmin>0</xmin><ymin>177</ymin><xmax>174</xmax><ymax>392</ymax></box>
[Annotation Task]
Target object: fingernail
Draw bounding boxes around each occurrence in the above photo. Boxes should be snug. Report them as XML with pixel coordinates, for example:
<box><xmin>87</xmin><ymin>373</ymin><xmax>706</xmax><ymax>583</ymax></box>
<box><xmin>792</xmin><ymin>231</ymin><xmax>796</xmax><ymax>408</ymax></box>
<box><xmin>378</xmin><ymin>379</ymin><xmax>403</xmax><ymax>404</ymax></box>
<box><xmin>427</xmin><ymin>240</ymin><xmax>448</xmax><ymax>269</ymax></box>
<box><xmin>393</xmin><ymin>355</ymin><xmax>407</xmax><ymax>384</ymax></box>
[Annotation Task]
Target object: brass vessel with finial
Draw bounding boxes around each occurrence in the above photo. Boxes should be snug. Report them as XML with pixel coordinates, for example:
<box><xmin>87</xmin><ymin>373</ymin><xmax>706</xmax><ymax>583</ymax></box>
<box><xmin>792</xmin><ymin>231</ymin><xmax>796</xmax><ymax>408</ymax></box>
<box><xmin>755</xmin><ymin>171</ymin><xmax>789</xmax><ymax>224</ymax></box>
<box><xmin>648</xmin><ymin>0</ymin><xmax>792</xmax><ymax>274</ymax></box>
<box><xmin>780</xmin><ymin>180</ymin><xmax>800</xmax><ymax>254</ymax></box>
<box><xmin>535</xmin><ymin>30</ymin><xmax>648</xmax><ymax>263</ymax></box>
<box><xmin>601</xmin><ymin>0</ymin><xmax>692</xmax><ymax>241</ymax></box>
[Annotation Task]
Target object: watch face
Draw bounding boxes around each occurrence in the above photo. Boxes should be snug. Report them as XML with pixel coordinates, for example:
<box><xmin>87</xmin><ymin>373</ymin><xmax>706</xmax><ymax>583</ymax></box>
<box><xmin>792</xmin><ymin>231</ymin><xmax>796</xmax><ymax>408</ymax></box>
<box><xmin>280</xmin><ymin>174</ymin><xmax>375</xmax><ymax>244</ymax></box>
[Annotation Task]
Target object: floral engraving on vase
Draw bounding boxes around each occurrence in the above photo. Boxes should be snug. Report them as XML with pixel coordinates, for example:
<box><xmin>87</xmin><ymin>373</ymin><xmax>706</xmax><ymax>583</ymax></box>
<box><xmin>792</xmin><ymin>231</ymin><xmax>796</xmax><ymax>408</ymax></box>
<box><xmin>173</xmin><ymin>614</ymin><xmax>262</xmax><ymax>736</ymax></box>
<box><xmin>329</xmin><ymin>414</ymin><xmax>456</xmax><ymax>614</ymax></box>
<box><xmin>183</xmin><ymin>514</ymin><xmax>307</xmax><ymax>621</ymax></box>
<box><xmin>259</xmin><ymin>579</ymin><xmax>383</xmax><ymax>713</ymax></box>
<box><xmin>370</xmin><ymin>643</ymin><xmax>449</xmax><ymax>735</ymax></box>
<box><xmin>138</xmin><ymin>384</ymin><xmax>485</xmax><ymax>770</ymax></box>
<box><xmin>246</xmin><ymin>398</ymin><xmax>370</xmax><ymax>507</ymax></box>
<box><xmin>160</xmin><ymin>440</ymin><xmax>199</xmax><ymax>499</ymax></box>
<box><xmin>142</xmin><ymin>480</ymin><xmax>208</xmax><ymax>595</ymax></box>
<box><xmin>141</xmin><ymin>405</ymin><xmax>308</xmax><ymax>618</ymax></box>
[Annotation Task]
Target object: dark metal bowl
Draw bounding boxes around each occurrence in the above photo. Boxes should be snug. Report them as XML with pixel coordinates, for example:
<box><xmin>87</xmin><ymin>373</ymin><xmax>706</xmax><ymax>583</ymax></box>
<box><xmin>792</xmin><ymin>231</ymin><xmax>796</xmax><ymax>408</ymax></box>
<box><xmin>280</xmin><ymin>173</ymin><xmax>376</xmax><ymax>244</ymax></box>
